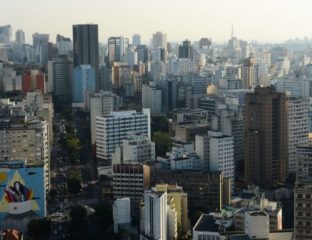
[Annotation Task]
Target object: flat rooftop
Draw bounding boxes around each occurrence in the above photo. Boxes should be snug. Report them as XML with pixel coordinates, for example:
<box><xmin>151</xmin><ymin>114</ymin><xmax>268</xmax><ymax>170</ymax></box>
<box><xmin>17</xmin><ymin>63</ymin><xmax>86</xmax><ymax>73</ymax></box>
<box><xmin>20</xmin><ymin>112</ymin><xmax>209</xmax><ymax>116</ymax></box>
<box><xmin>193</xmin><ymin>214</ymin><xmax>219</xmax><ymax>232</ymax></box>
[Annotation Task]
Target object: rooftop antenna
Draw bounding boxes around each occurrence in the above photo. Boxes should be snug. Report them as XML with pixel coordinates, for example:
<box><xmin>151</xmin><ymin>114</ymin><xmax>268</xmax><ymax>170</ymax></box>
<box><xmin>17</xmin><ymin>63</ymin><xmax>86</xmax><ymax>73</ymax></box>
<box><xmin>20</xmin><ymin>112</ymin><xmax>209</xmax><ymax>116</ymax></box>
<box><xmin>231</xmin><ymin>25</ymin><xmax>234</xmax><ymax>39</ymax></box>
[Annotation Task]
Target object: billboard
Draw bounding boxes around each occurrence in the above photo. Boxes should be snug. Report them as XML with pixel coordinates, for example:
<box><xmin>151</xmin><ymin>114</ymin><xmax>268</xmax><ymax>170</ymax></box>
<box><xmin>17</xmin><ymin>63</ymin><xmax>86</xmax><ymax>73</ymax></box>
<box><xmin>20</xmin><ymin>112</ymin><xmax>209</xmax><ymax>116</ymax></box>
<box><xmin>0</xmin><ymin>161</ymin><xmax>46</xmax><ymax>232</ymax></box>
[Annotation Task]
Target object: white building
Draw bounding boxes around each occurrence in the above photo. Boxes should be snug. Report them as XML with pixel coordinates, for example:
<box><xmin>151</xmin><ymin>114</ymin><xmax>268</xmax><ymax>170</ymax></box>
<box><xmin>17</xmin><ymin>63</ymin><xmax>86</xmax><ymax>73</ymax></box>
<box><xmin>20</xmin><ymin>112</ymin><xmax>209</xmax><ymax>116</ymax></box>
<box><xmin>245</xmin><ymin>211</ymin><xmax>270</xmax><ymax>239</ymax></box>
<box><xmin>142</xmin><ymin>82</ymin><xmax>162</xmax><ymax>116</ymax></box>
<box><xmin>173</xmin><ymin>59</ymin><xmax>198</xmax><ymax>75</ymax></box>
<box><xmin>112</xmin><ymin>134</ymin><xmax>155</xmax><ymax>164</ymax></box>
<box><xmin>89</xmin><ymin>91</ymin><xmax>122</xmax><ymax>144</ymax></box>
<box><xmin>95</xmin><ymin>109</ymin><xmax>151</xmax><ymax>165</ymax></box>
<box><xmin>287</xmin><ymin>97</ymin><xmax>309</xmax><ymax>173</ymax></box>
<box><xmin>142</xmin><ymin>190</ymin><xmax>167</xmax><ymax>240</ymax></box>
<box><xmin>152</xmin><ymin>32</ymin><xmax>167</xmax><ymax>50</ymax></box>
<box><xmin>113</xmin><ymin>198</ymin><xmax>131</xmax><ymax>233</ymax></box>
<box><xmin>209</xmin><ymin>131</ymin><xmax>234</xmax><ymax>193</ymax></box>
<box><xmin>275</xmin><ymin>77</ymin><xmax>310</xmax><ymax>98</ymax></box>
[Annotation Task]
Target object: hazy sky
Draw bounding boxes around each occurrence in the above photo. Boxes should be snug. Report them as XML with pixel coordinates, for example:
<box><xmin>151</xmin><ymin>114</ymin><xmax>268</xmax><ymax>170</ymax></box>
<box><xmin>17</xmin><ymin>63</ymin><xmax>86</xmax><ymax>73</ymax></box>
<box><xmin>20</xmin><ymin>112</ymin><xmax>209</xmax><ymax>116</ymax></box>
<box><xmin>2</xmin><ymin>0</ymin><xmax>312</xmax><ymax>44</ymax></box>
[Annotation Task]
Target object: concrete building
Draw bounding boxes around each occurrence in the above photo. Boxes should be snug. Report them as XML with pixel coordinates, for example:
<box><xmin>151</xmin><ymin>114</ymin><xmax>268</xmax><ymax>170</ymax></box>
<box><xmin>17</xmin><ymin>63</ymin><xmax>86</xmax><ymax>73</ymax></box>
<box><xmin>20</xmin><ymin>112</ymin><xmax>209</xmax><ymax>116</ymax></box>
<box><xmin>241</xmin><ymin>55</ymin><xmax>259</xmax><ymax>89</ymax></box>
<box><xmin>154</xmin><ymin>184</ymin><xmax>189</xmax><ymax>236</ymax></box>
<box><xmin>15</xmin><ymin>30</ymin><xmax>25</xmax><ymax>45</ymax></box>
<box><xmin>89</xmin><ymin>91</ymin><xmax>122</xmax><ymax>144</ymax></box>
<box><xmin>32</xmin><ymin>33</ymin><xmax>49</xmax><ymax>65</ymax></box>
<box><xmin>297</xmin><ymin>145</ymin><xmax>312</xmax><ymax>183</ymax></box>
<box><xmin>132</xmin><ymin>34</ymin><xmax>141</xmax><ymax>46</ymax></box>
<box><xmin>0</xmin><ymin>113</ymin><xmax>49</xmax><ymax>191</ymax></box>
<box><xmin>209</xmin><ymin>131</ymin><xmax>235</xmax><ymax>193</ymax></box>
<box><xmin>287</xmin><ymin>97</ymin><xmax>309</xmax><ymax>173</ymax></box>
<box><xmin>113</xmin><ymin>198</ymin><xmax>131</xmax><ymax>233</ymax></box>
<box><xmin>21</xmin><ymin>70</ymin><xmax>45</xmax><ymax>96</ymax></box>
<box><xmin>152</xmin><ymin>169</ymin><xmax>230</xmax><ymax>213</ymax></box>
<box><xmin>141</xmin><ymin>190</ymin><xmax>167</xmax><ymax>240</ymax></box>
<box><xmin>56</xmin><ymin>34</ymin><xmax>72</xmax><ymax>56</ymax></box>
<box><xmin>112</xmin><ymin>163</ymin><xmax>150</xmax><ymax>211</ymax></box>
<box><xmin>244</xmin><ymin>86</ymin><xmax>288</xmax><ymax>188</ymax></box>
<box><xmin>48</xmin><ymin>55</ymin><xmax>73</xmax><ymax>104</ymax></box>
<box><xmin>294</xmin><ymin>184</ymin><xmax>312</xmax><ymax>240</ymax></box>
<box><xmin>142</xmin><ymin>82</ymin><xmax>162</xmax><ymax>116</ymax></box>
<box><xmin>112</xmin><ymin>134</ymin><xmax>155</xmax><ymax>164</ymax></box>
<box><xmin>108</xmin><ymin>36</ymin><xmax>129</xmax><ymax>64</ymax></box>
<box><xmin>95</xmin><ymin>109</ymin><xmax>151</xmax><ymax>165</ymax></box>
<box><xmin>245</xmin><ymin>211</ymin><xmax>270</xmax><ymax>239</ymax></box>
<box><xmin>0</xmin><ymin>25</ymin><xmax>12</xmax><ymax>44</ymax></box>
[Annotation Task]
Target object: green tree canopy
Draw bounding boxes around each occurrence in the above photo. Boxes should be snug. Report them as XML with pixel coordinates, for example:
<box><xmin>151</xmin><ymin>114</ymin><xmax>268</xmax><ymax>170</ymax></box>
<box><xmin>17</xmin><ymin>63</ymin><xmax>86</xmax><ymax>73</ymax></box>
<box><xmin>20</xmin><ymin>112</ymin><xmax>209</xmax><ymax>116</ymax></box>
<box><xmin>152</xmin><ymin>132</ymin><xmax>172</xmax><ymax>157</ymax></box>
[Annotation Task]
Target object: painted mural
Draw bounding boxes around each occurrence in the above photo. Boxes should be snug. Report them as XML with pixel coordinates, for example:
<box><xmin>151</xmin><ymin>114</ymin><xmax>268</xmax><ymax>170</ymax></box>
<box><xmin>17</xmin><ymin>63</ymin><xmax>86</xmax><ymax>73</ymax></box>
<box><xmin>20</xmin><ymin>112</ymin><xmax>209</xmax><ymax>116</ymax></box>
<box><xmin>0</xmin><ymin>161</ymin><xmax>46</xmax><ymax>231</ymax></box>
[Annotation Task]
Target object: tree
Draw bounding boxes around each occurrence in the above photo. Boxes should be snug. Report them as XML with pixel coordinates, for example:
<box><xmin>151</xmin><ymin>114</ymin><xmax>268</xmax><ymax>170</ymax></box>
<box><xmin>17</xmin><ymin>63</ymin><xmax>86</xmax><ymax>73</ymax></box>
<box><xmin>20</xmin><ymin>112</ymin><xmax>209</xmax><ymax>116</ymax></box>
<box><xmin>90</xmin><ymin>202</ymin><xmax>113</xmax><ymax>229</ymax></box>
<box><xmin>151</xmin><ymin>116</ymin><xmax>169</xmax><ymax>132</ymax></box>
<box><xmin>152</xmin><ymin>132</ymin><xmax>172</xmax><ymax>157</ymax></box>
<box><xmin>69</xmin><ymin>205</ymin><xmax>88</xmax><ymax>240</ymax></box>
<box><xmin>67</xmin><ymin>169</ymin><xmax>82</xmax><ymax>195</ymax></box>
<box><xmin>70</xmin><ymin>205</ymin><xmax>87</xmax><ymax>226</ymax></box>
<box><xmin>66</xmin><ymin>134</ymin><xmax>82</xmax><ymax>163</ymax></box>
<box><xmin>27</xmin><ymin>218</ymin><xmax>51</xmax><ymax>240</ymax></box>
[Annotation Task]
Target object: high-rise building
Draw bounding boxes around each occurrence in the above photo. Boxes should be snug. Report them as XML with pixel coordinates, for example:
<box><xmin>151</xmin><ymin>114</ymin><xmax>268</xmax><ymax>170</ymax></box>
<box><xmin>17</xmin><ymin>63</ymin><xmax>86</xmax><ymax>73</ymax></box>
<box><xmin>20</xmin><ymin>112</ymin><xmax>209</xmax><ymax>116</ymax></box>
<box><xmin>108</xmin><ymin>36</ymin><xmax>129</xmax><ymax>64</ymax></box>
<box><xmin>141</xmin><ymin>189</ymin><xmax>167</xmax><ymax>240</ymax></box>
<box><xmin>89</xmin><ymin>91</ymin><xmax>122</xmax><ymax>144</ymax></box>
<box><xmin>199</xmin><ymin>38</ymin><xmax>212</xmax><ymax>50</ymax></box>
<box><xmin>112</xmin><ymin>134</ymin><xmax>155</xmax><ymax>164</ymax></box>
<box><xmin>21</xmin><ymin>70</ymin><xmax>45</xmax><ymax>96</ymax></box>
<box><xmin>241</xmin><ymin>54</ymin><xmax>259</xmax><ymax>89</ymax></box>
<box><xmin>73</xmin><ymin>24</ymin><xmax>99</xmax><ymax>88</ymax></box>
<box><xmin>152</xmin><ymin>32</ymin><xmax>167</xmax><ymax>51</ymax></box>
<box><xmin>132</xmin><ymin>34</ymin><xmax>141</xmax><ymax>46</ymax></box>
<box><xmin>56</xmin><ymin>34</ymin><xmax>72</xmax><ymax>56</ymax></box>
<box><xmin>48</xmin><ymin>55</ymin><xmax>73</xmax><ymax>104</ymax></box>
<box><xmin>178</xmin><ymin>40</ymin><xmax>193</xmax><ymax>59</ymax></box>
<box><xmin>113</xmin><ymin>163</ymin><xmax>150</xmax><ymax>211</ymax></box>
<box><xmin>244</xmin><ymin>86</ymin><xmax>288</xmax><ymax>188</ymax></box>
<box><xmin>154</xmin><ymin>184</ymin><xmax>189</xmax><ymax>236</ymax></box>
<box><xmin>0</xmin><ymin>113</ymin><xmax>50</xmax><ymax>191</ymax></box>
<box><xmin>15</xmin><ymin>30</ymin><xmax>25</xmax><ymax>45</ymax></box>
<box><xmin>294</xmin><ymin>144</ymin><xmax>312</xmax><ymax>239</ymax></box>
<box><xmin>72</xmin><ymin>65</ymin><xmax>96</xmax><ymax>106</ymax></box>
<box><xmin>0</xmin><ymin>25</ymin><xmax>12</xmax><ymax>44</ymax></box>
<box><xmin>287</xmin><ymin>97</ymin><xmax>309</xmax><ymax>173</ymax></box>
<box><xmin>142</xmin><ymin>82</ymin><xmax>162</xmax><ymax>116</ymax></box>
<box><xmin>32</xmin><ymin>33</ymin><xmax>49</xmax><ymax>65</ymax></box>
<box><xmin>209</xmin><ymin>131</ymin><xmax>234</xmax><ymax>193</ymax></box>
<box><xmin>95</xmin><ymin>109</ymin><xmax>151</xmax><ymax>165</ymax></box>
<box><xmin>151</xmin><ymin>169</ymin><xmax>230</xmax><ymax>213</ymax></box>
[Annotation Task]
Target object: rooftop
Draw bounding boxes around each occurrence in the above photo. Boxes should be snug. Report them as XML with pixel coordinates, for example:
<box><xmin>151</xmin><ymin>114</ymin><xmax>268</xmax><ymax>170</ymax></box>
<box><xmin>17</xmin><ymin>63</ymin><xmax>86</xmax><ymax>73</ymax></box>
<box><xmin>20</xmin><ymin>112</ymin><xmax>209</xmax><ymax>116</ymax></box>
<box><xmin>193</xmin><ymin>214</ymin><xmax>219</xmax><ymax>232</ymax></box>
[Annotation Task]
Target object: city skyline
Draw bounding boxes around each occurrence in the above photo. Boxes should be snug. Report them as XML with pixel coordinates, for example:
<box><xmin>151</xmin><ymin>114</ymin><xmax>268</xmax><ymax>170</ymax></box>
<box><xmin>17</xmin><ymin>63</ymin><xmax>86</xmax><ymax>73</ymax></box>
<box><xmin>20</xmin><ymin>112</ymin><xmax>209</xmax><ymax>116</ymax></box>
<box><xmin>2</xmin><ymin>0</ymin><xmax>312</xmax><ymax>44</ymax></box>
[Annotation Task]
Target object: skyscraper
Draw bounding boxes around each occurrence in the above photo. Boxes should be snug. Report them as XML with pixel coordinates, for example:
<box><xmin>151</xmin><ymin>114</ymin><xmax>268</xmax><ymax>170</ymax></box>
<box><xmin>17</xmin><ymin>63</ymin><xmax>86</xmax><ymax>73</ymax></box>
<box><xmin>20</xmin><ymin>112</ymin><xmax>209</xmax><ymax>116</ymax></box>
<box><xmin>95</xmin><ymin>109</ymin><xmax>151</xmax><ymax>165</ymax></box>
<box><xmin>108</xmin><ymin>36</ymin><xmax>129</xmax><ymax>64</ymax></box>
<box><xmin>32</xmin><ymin>33</ymin><xmax>49</xmax><ymax>65</ymax></box>
<box><xmin>73</xmin><ymin>24</ymin><xmax>99</xmax><ymax>88</ymax></box>
<box><xmin>15</xmin><ymin>30</ymin><xmax>25</xmax><ymax>45</ymax></box>
<box><xmin>244</xmin><ymin>86</ymin><xmax>288</xmax><ymax>188</ymax></box>
<box><xmin>132</xmin><ymin>34</ymin><xmax>141</xmax><ymax>46</ymax></box>
<box><xmin>178</xmin><ymin>40</ymin><xmax>193</xmax><ymax>59</ymax></box>
<box><xmin>49</xmin><ymin>55</ymin><xmax>73</xmax><ymax>104</ymax></box>
<box><xmin>0</xmin><ymin>25</ymin><xmax>12</xmax><ymax>44</ymax></box>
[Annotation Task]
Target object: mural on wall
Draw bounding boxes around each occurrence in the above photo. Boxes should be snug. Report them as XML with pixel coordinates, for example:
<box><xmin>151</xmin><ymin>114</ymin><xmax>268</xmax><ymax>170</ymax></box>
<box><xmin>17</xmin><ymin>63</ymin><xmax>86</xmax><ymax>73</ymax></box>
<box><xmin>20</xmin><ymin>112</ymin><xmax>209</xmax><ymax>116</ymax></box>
<box><xmin>0</xmin><ymin>161</ymin><xmax>46</xmax><ymax>231</ymax></box>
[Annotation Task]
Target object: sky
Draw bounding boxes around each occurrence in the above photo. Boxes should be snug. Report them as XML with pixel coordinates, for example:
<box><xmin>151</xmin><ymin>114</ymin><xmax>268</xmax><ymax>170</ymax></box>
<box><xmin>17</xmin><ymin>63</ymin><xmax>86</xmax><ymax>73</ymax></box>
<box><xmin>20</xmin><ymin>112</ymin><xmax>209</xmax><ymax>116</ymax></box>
<box><xmin>1</xmin><ymin>0</ymin><xmax>312</xmax><ymax>44</ymax></box>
